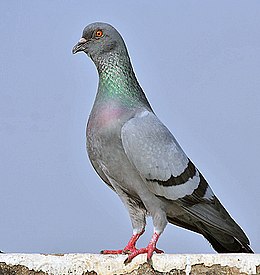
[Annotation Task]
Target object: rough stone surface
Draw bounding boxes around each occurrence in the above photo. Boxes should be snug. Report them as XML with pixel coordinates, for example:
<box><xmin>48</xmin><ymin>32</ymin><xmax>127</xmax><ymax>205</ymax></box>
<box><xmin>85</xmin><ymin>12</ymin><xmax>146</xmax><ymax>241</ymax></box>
<box><xmin>0</xmin><ymin>262</ymin><xmax>46</xmax><ymax>275</ymax></box>
<box><xmin>0</xmin><ymin>254</ymin><xmax>259</xmax><ymax>275</ymax></box>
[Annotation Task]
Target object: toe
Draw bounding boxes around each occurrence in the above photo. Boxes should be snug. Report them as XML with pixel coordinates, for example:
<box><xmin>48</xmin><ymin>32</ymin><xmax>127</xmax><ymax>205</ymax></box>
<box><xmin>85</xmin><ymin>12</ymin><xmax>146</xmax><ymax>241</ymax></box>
<box><xmin>100</xmin><ymin>249</ymin><xmax>123</xmax><ymax>254</ymax></box>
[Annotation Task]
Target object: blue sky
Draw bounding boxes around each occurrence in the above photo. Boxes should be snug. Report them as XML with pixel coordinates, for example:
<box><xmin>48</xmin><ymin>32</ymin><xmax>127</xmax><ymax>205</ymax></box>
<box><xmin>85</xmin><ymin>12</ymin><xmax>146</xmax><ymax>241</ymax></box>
<box><xmin>1</xmin><ymin>1</ymin><xmax>259</xmax><ymax>254</ymax></box>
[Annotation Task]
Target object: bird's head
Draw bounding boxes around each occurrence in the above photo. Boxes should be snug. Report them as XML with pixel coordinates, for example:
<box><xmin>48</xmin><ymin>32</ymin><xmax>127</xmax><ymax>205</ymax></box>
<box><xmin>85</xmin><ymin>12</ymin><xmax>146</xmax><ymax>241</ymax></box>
<box><xmin>72</xmin><ymin>22</ymin><xmax>127</xmax><ymax>64</ymax></box>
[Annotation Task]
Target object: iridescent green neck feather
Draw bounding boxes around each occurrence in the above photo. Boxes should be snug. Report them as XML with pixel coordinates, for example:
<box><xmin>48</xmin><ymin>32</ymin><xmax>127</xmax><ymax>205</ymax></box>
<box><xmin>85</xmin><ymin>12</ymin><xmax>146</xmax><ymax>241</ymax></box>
<box><xmin>94</xmin><ymin>50</ymin><xmax>152</xmax><ymax>109</ymax></box>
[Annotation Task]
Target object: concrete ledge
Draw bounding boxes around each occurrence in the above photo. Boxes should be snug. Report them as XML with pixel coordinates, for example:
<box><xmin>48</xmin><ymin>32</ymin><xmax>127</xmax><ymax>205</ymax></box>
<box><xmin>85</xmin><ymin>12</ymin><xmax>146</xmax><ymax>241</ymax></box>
<box><xmin>0</xmin><ymin>253</ymin><xmax>259</xmax><ymax>275</ymax></box>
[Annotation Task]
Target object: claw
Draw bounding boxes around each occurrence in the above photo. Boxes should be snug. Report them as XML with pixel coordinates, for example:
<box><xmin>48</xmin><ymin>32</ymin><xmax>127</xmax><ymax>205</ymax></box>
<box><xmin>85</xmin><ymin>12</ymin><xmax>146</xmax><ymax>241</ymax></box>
<box><xmin>154</xmin><ymin>247</ymin><xmax>164</xmax><ymax>254</ymax></box>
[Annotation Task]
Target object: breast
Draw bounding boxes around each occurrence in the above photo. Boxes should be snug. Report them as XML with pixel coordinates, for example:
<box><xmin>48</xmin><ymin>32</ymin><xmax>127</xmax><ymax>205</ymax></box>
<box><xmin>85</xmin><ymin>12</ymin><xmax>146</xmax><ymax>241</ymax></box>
<box><xmin>86</xmin><ymin>104</ymin><xmax>156</xmax><ymax>198</ymax></box>
<box><xmin>86</xmin><ymin>103</ymin><xmax>128</xmax><ymax>167</ymax></box>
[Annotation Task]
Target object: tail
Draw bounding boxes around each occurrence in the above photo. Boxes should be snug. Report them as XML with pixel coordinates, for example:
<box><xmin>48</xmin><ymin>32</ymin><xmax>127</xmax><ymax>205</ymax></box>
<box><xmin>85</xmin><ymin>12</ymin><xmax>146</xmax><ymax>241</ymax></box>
<box><xmin>199</xmin><ymin>223</ymin><xmax>253</xmax><ymax>253</ymax></box>
<box><xmin>168</xmin><ymin>197</ymin><xmax>253</xmax><ymax>253</ymax></box>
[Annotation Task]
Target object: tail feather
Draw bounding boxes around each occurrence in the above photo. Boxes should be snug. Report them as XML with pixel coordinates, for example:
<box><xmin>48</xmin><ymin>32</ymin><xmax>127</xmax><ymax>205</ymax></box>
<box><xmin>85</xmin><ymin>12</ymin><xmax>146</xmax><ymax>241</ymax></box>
<box><xmin>167</xmin><ymin>199</ymin><xmax>254</xmax><ymax>253</ymax></box>
<box><xmin>197</xmin><ymin>221</ymin><xmax>253</xmax><ymax>253</ymax></box>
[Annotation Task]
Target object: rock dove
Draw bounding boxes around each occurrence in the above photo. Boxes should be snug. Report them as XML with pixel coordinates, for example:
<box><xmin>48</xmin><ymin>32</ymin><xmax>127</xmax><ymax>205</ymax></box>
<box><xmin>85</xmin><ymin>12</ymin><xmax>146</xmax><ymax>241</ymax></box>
<box><xmin>72</xmin><ymin>22</ymin><xmax>253</xmax><ymax>263</ymax></box>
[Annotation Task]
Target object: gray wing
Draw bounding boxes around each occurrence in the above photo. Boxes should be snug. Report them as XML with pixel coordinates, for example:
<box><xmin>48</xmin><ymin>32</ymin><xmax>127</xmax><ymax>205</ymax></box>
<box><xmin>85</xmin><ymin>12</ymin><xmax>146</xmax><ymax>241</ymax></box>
<box><xmin>121</xmin><ymin>110</ymin><xmax>252</xmax><ymax>252</ymax></box>
<box><xmin>121</xmin><ymin>110</ymin><xmax>211</xmax><ymax>202</ymax></box>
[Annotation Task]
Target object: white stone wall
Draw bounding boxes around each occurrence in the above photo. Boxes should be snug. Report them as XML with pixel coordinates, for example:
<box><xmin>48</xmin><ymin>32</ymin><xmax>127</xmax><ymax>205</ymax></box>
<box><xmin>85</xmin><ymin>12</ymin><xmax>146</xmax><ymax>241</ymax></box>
<box><xmin>0</xmin><ymin>253</ymin><xmax>259</xmax><ymax>274</ymax></box>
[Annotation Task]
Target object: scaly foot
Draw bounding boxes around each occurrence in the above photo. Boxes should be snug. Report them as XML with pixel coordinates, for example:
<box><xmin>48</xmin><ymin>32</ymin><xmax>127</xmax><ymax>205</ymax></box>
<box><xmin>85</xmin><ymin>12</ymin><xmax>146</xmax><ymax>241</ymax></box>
<box><xmin>124</xmin><ymin>232</ymin><xmax>164</xmax><ymax>264</ymax></box>
<box><xmin>101</xmin><ymin>229</ymin><xmax>144</xmax><ymax>255</ymax></box>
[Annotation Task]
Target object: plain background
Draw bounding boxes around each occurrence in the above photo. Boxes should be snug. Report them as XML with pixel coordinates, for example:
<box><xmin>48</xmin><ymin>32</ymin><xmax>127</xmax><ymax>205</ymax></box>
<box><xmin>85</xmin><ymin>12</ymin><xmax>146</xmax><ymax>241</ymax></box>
<box><xmin>1</xmin><ymin>1</ymin><xmax>259</xmax><ymax>254</ymax></box>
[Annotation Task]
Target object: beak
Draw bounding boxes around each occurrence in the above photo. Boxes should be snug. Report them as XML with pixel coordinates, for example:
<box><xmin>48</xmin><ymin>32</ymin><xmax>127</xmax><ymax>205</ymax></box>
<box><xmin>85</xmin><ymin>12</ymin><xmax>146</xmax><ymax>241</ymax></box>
<box><xmin>72</xmin><ymin>37</ymin><xmax>87</xmax><ymax>54</ymax></box>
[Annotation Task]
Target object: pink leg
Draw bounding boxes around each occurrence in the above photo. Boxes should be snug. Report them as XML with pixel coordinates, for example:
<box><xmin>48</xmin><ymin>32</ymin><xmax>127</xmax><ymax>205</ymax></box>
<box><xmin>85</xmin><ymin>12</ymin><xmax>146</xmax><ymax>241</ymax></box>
<box><xmin>124</xmin><ymin>232</ymin><xmax>164</xmax><ymax>264</ymax></box>
<box><xmin>101</xmin><ymin>229</ymin><xmax>144</xmax><ymax>255</ymax></box>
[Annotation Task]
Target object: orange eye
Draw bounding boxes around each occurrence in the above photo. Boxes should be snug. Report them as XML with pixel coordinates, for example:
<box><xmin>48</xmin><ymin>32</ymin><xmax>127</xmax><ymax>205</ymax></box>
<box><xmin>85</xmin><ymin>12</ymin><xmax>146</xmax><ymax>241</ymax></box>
<box><xmin>95</xmin><ymin>30</ymin><xmax>103</xmax><ymax>38</ymax></box>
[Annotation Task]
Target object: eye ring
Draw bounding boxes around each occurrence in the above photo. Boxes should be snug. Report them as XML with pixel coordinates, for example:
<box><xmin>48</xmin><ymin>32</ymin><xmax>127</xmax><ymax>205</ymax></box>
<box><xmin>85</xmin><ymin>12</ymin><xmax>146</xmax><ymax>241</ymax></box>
<box><xmin>95</xmin><ymin>30</ymin><xmax>103</xmax><ymax>38</ymax></box>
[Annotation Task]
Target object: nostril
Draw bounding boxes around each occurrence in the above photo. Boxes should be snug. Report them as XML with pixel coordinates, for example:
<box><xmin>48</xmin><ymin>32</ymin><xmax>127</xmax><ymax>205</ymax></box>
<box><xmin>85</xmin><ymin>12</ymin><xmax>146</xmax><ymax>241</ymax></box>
<box><xmin>78</xmin><ymin>37</ymin><xmax>87</xmax><ymax>44</ymax></box>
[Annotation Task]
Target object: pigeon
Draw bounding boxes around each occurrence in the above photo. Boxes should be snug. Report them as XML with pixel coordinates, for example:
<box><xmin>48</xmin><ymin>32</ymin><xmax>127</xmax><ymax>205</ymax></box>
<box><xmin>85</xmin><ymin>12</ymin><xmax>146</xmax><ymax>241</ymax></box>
<box><xmin>72</xmin><ymin>22</ymin><xmax>253</xmax><ymax>263</ymax></box>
